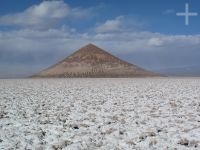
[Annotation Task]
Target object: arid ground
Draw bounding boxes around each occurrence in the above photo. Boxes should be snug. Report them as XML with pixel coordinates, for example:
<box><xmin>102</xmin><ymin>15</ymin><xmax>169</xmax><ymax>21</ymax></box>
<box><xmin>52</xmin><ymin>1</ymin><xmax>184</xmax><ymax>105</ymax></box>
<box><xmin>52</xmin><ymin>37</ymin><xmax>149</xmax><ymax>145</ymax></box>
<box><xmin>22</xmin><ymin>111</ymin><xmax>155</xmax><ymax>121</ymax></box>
<box><xmin>0</xmin><ymin>78</ymin><xmax>200</xmax><ymax>149</ymax></box>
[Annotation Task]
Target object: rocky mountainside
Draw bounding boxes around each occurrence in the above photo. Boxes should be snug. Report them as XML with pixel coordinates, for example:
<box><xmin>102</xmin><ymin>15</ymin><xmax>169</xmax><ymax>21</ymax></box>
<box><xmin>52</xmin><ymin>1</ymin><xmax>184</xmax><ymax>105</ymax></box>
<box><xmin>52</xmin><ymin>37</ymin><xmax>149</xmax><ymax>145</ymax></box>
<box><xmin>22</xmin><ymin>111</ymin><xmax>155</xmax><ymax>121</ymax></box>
<box><xmin>33</xmin><ymin>44</ymin><xmax>158</xmax><ymax>77</ymax></box>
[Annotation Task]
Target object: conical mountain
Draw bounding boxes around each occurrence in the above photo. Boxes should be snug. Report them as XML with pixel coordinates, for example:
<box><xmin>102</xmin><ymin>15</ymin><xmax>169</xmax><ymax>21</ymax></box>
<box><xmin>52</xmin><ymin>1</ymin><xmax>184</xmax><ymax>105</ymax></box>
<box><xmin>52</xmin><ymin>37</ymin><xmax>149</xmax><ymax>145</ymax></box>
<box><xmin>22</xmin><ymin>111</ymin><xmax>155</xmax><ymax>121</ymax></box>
<box><xmin>33</xmin><ymin>44</ymin><xmax>158</xmax><ymax>77</ymax></box>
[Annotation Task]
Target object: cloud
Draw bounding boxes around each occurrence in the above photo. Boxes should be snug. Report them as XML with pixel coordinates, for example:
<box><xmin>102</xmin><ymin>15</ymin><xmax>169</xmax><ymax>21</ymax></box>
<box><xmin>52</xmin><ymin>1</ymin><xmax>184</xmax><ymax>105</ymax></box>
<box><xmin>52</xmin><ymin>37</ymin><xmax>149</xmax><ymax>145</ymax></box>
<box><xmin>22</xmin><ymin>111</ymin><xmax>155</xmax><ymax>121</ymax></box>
<box><xmin>163</xmin><ymin>9</ymin><xmax>175</xmax><ymax>15</ymax></box>
<box><xmin>0</xmin><ymin>1</ymin><xmax>91</xmax><ymax>30</ymax></box>
<box><xmin>94</xmin><ymin>16</ymin><xmax>147</xmax><ymax>34</ymax></box>
<box><xmin>95</xmin><ymin>16</ymin><xmax>123</xmax><ymax>33</ymax></box>
<box><xmin>148</xmin><ymin>38</ymin><xmax>164</xmax><ymax>46</ymax></box>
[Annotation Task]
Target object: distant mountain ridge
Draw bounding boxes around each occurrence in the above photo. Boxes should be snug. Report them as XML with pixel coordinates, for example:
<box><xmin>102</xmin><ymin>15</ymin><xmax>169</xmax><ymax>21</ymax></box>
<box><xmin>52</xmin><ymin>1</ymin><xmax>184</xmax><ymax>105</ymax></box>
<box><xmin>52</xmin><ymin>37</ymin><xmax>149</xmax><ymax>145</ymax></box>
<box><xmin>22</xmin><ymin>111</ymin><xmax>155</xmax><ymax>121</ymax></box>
<box><xmin>154</xmin><ymin>65</ymin><xmax>200</xmax><ymax>76</ymax></box>
<box><xmin>32</xmin><ymin>44</ymin><xmax>159</xmax><ymax>77</ymax></box>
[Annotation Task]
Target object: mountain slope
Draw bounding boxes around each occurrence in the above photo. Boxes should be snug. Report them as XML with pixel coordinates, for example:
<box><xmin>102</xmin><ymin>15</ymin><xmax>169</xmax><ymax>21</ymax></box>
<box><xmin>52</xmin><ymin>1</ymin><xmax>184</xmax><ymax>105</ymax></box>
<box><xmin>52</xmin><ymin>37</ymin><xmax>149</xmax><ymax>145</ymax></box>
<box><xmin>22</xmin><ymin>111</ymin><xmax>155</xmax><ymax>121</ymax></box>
<box><xmin>32</xmin><ymin>44</ymin><xmax>159</xmax><ymax>77</ymax></box>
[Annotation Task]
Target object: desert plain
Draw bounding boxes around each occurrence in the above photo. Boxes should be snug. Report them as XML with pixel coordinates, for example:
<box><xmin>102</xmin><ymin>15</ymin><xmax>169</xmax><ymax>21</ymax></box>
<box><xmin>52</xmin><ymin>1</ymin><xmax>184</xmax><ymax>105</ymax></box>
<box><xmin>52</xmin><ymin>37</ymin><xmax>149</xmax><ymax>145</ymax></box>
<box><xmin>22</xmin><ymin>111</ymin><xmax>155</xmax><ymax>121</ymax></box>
<box><xmin>0</xmin><ymin>78</ymin><xmax>200</xmax><ymax>149</ymax></box>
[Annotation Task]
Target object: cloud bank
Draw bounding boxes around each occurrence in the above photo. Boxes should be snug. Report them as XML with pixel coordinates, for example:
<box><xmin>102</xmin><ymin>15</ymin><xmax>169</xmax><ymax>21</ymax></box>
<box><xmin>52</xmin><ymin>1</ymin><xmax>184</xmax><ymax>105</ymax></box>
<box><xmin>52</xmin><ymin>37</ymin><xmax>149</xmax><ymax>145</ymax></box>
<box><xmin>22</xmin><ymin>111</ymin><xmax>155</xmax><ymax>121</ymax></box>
<box><xmin>0</xmin><ymin>1</ymin><xmax>91</xmax><ymax>30</ymax></box>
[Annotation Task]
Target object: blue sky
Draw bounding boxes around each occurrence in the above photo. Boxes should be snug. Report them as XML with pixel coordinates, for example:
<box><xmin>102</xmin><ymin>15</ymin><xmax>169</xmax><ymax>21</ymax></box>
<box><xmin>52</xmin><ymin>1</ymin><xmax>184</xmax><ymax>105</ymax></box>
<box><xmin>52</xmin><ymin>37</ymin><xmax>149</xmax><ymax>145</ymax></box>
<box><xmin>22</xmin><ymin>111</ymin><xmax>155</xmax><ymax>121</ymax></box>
<box><xmin>1</xmin><ymin>0</ymin><xmax>200</xmax><ymax>34</ymax></box>
<box><xmin>0</xmin><ymin>0</ymin><xmax>200</xmax><ymax>77</ymax></box>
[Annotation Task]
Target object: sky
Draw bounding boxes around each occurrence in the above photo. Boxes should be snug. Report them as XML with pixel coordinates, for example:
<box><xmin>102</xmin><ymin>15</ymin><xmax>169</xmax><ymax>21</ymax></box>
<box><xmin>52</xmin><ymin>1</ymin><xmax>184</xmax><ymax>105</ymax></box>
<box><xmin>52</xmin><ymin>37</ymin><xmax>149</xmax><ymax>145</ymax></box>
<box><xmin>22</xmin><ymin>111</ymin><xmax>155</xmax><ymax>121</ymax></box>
<box><xmin>0</xmin><ymin>0</ymin><xmax>200</xmax><ymax>77</ymax></box>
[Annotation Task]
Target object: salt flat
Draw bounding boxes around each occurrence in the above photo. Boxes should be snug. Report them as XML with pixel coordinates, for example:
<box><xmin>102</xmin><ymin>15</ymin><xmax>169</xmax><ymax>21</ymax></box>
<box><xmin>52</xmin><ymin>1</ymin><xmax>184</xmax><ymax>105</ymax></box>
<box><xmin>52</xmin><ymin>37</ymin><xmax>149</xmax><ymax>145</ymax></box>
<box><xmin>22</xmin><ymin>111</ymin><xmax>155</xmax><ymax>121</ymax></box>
<box><xmin>0</xmin><ymin>78</ymin><xmax>200</xmax><ymax>150</ymax></box>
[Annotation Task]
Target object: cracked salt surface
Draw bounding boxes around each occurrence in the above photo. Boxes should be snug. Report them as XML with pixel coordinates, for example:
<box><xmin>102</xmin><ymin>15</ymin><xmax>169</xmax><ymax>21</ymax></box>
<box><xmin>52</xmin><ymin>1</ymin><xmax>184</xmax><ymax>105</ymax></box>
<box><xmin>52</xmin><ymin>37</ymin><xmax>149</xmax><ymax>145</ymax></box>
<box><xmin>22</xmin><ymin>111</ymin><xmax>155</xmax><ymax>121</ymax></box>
<box><xmin>0</xmin><ymin>78</ymin><xmax>200</xmax><ymax>149</ymax></box>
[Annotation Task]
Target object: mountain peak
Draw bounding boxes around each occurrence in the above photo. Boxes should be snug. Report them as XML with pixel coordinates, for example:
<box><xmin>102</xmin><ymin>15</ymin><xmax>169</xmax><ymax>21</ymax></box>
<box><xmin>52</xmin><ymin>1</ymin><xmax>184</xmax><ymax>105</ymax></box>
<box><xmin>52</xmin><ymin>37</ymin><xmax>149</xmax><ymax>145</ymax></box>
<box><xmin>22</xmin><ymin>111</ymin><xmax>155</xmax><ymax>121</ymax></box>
<box><xmin>33</xmin><ymin>44</ymin><xmax>159</xmax><ymax>78</ymax></box>
<box><xmin>74</xmin><ymin>43</ymin><xmax>106</xmax><ymax>54</ymax></box>
<box><xmin>85</xmin><ymin>43</ymin><xmax>97</xmax><ymax>47</ymax></box>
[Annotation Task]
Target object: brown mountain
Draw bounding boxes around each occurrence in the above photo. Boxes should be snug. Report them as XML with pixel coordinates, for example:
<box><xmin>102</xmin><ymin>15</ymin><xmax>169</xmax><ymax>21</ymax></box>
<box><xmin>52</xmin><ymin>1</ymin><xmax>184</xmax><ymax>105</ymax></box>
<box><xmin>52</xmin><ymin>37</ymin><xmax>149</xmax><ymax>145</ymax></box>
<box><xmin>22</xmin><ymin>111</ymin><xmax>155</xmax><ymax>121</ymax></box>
<box><xmin>33</xmin><ymin>44</ymin><xmax>159</xmax><ymax>77</ymax></box>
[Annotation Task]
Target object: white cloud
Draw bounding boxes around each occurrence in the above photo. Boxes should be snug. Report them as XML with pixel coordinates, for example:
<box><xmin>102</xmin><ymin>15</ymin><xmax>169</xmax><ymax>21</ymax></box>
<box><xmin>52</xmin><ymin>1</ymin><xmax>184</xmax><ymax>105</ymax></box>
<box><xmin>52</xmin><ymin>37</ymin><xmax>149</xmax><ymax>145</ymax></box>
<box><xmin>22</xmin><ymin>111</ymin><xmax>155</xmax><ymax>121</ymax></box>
<box><xmin>0</xmin><ymin>1</ymin><xmax>91</xmax><ymax>30</ymax></box>
<box><xmin>95</xmin><ymin>16</ymin><xmax>123</xmax><ymax>33</ymax></box>
<box><xmin>1</xmin><ymin>28</ymin><xmax>200</xmax><ymax>56</ymax></box>
<box><xmin>94</xmin><ymin>16</ymin><xmax>147</xmax><ymax>34</ymax></box>
<box><xmin>148</xmin><ymin>38</ymin><xmax>164</xmax><ymax>46</ymax></box>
